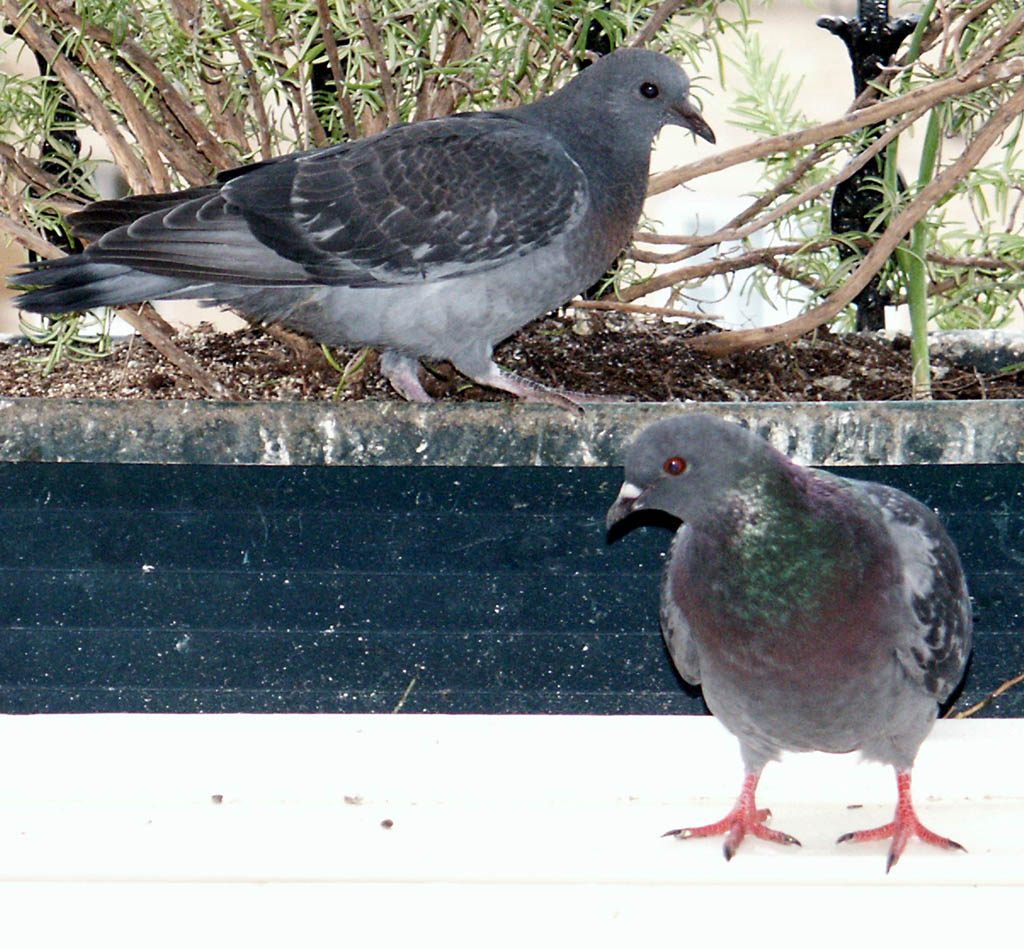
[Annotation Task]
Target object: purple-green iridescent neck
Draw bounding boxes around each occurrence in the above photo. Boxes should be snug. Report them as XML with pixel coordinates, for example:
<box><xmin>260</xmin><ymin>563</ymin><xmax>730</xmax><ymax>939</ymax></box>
<box><xmin>698</xmin><ymin>465</ymin><xmax>877</xmax><ymax>633</ymax></box>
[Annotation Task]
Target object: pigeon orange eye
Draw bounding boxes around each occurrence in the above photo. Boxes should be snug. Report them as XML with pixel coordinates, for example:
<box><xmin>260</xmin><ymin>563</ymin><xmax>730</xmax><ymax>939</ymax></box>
<box><xmin>664</xmin><ymin>456</ymin><xmax>686</xmax><ymax>475</ymax></box>
<box><xmin>640</xmin><ymin>81</ymin><xmax>659</xmax><ymax>99</ymax></box>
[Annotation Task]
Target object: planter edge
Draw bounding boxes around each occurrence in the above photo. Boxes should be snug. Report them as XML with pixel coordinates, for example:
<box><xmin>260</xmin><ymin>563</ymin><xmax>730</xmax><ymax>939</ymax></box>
<box><xmin>0</xmin><ymin>397</ymin><xmax>1021</xmax><ymax>466</ymax></box>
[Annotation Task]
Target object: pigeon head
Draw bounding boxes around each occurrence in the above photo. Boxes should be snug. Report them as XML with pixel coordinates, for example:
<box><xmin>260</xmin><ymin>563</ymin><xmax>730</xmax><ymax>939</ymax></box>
<box><xmin>544</xmin><ymin>49</ymin><xmax>715</xmax><ymax>146</ymax></box>
<box><xmin>606</xmin><ymin>415</ymin><xmax>772</xmax><ymax>530</ymax></box>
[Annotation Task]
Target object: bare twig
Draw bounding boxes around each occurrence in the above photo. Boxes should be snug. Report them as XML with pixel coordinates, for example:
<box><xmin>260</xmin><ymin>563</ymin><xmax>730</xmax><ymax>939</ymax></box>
<box><xmin>498</xmin><ymin>0</ymin><xmax>572</xmax><ymax>66</ymax></box>
<box><xmin>209</xmin><ymin>0</ymin><xmax>273</xmax><ymax>159</ymax></box>
<box><xmin>630</xmin><ymin>238</ymin><xmax>849</xmax><ymax>278</ymax></box>
<box><xmin>3</xmin><ymin>1</ymin><xmax>152</xmax><ymax>191</ymax></box>
<box><xmin>0</xmin><ymin>142</ymin><xmax>69</xmax><ymax>197</ymax></box>
<box><xmin>197</xmin><ymin>66</ymin><xmax>250</xmax><ymax>157</ymax></box>
<box><xmin>315</xmin><ymin>0</ymin><xmax>359</xmax><ymax>138</ymax></box>
<box><xmin>115</xmin><ymin>303</ymin><xmax>240</xmax><ymax>400</ymax></box>
<box><xmin>260</xmin><ymin>0</ymin><xmax>310</xmax><ymax>146</ymax></box>
<box><xmin>648</xmin><ymin>56</ymin><xmax>1024</xmax><ymax>195</ymax></box>
<box><xmin>955</xmin><ymin>5</ymin><xmax>1024</xmax><ymax>80</ymax></box>
<box><xmin>357</xmin><ymin>4</ymin><xmax>399</xmax><ymax>128</ymax></box>
<box><xmin>568</xmin><ymin>297</ymin><xmax>725</xmax><ymax>322</ymax></box>
<box><xmin>289</xmin><ymin>17</ymin><xmax>327</xmax><ymax>148</ymax></box>
<box><xmin>952</xmin><ymin>669</ymin><xmax>1024</xmax><ymax>718</ymax></box>
<box><xmin>72</xmin><ymin>53</ymin><xmax>172</xmax><ymax>192</ymax></box>
<box><xmin>636</xmin><ymin>141</ymin><xmax>838</xmax><ymax>272</ymax></box>
<box><xmin>0</xmin><ymin>210</ymin><xmax>64</xmax><ymax>259</ymax></box>
<box><xmin>718</xmin><ymin>142</ymin><xmax>835</xmax><ymax>234</ymax></box>
<box><xmin>629</xmin><ymin>0</ymin><xmax>692</xmax><ymax>47</ymax></box>
<box><xmin>944</xmin><ymin>0</ymin><xmax>1002</xmax><ymax>71</ymax></box>
<box><xmin>762</xmin><ymin>255</ymin><xmax>826</xmax><ymax>294</ymax></box>
<box><xmin>682</xmin><ymin>80</ymin><xmax>1024</xmax><ymax>355</ymax></box>
<box><xmin>415</xmin><ymin>6</ymin><xmax>485</xmax><ymax>120</ymax></box>
<box><xmin>927</xmin><ymin>252</ymin><xmax>1024</xmax><ymax>271</ymax></box>
<box><xmin>550</xmin><ymin>13</ymin><xmax>587</xmax><ymax>79</ymax></box>
<box><xmin>35</xmin><ymin>0</ymin><xmax>234</xmax><ymax>175</ymax></box>
<box><xmin>620</xmin><ymin>103</ymin><xmax>930</xmax><ymax>302</ymax></box>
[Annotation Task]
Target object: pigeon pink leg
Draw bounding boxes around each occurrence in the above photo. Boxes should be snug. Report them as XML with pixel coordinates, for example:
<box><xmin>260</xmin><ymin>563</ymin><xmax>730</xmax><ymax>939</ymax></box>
<box><xmin>837</xmin><ymin>769</ymin><xmax>965</xmax><ymax>872</ymax></box>
<box><xmin>663</xmin><ymin>769</ymin><xmax>802</xmax><ymax>861</ymax></box>
<box><xmin>470</xmin><ymin>363</ymin><xmax>589</xmax><ymax>415</ymax></box>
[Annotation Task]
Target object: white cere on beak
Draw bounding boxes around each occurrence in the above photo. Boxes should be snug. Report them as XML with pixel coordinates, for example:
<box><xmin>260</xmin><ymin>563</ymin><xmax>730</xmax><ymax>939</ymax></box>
<box><xmin>616</xmin><ymin>482</ymin><xmax>643</xmax><ymax>503</ymax></box>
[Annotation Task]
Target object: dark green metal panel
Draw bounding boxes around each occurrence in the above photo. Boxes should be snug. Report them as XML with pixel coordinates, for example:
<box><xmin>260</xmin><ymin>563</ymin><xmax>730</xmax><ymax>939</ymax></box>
<box><xmin>0</xmin><ymin>461</ymin><xmax>1020</xmax><ymax>715</ymax></box>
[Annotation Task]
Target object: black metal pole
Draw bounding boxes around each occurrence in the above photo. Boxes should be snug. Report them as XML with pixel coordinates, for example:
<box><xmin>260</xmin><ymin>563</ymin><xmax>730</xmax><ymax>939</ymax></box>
<box><xmin>818</xmin><ymin>0</ymin><xmax>919</xmax><ymax>331</ymax></box>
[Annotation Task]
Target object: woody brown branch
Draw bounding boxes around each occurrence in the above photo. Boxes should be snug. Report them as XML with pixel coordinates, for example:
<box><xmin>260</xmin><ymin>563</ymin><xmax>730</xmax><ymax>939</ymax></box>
<box><xmin>0</xmin><ymin>210</ymin><xmax>64</xmax><ymax>259</ymax></box>
<box><xmin>569</xmin><ymin>297</ymin><xmax>723</xmax><ymax>323</ymax></box>
<box><xmin>357</xmin><ymin>4</ymin><xmax>399</xmax><ymax>131</ymax></box>
<box><xmin>628</xmin><ymin>238</ymin><xmax>1022</xmax><ymax>285</ymax></box>
<box><xmin>621</xmin><ymin>103</ymin><xmax>931</xmax><ymax>302</ymax></box>
<box><xmin>2</xmin><ymin>0</ymin><xmax>152</xmax><ymax>191</ymax></box>
<box><xmin>954</xmin><ymin>6</ymin><xmax>1024</xmax><ymax>79</ymax></box>
<box><xmin>682</xmin><ymin>80</ymin><xmax>1024</xmax><ymax>356</ymax></box>
<box><xmin>0</xmin><ymin>142</ymin><xmax>69</xmax><ymax>198</ymax></box>
<box><xmin>289</xmin><ymin>18</ymin><xmax>328</xmax><ymax>148</ymax></box>
<box><xmin>315</xmin><ymin>0</ymin><xmax>359</xmax><ymax>138</ymax></box>
<box><xmin>630</xmin><ymin>237</ymin><xmax>853</xmax><ymax>273</ymax></box>
<box><xmin>416</xmin><ymin>10</ymin><xmax>485</xmax><ymax>121</ymax></box>
<box><xmin>629</xmin><ymin>0</ymin><xmax>692</xmax><ymax>48</ymax></box>
<box><xmin>648</xmin><ymin>56</ymin><xmax>1024</xmax><ymax>195</ymax></box>
<box><xmin>33</xmin><ymin>0</ymin><xmax>233</xmax><ymax>176</ymax></box>
<box><xmin>114</xmin><ymin>304</ymin><xmax>241</xmax><ymax>401</ymax></box>
<box><xmin>632</xmin><ymin>101</ymin><xmax>929</xmax><ymax>285</ymax></box>
<box><xmin>209</xmin><ymin>0</ymin><xmax>274</xmax><ymax>159</ymax></box>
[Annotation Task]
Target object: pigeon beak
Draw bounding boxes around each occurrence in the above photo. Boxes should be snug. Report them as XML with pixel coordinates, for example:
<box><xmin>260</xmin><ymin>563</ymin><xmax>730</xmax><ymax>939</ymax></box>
<box><xmin>672</xmin><ymin>99</ymin><xmax>716</xmax><ymax>145</ymax></box>
<box><xmin>606</xmin><ymin>481</ymin><xmax>644</xmax><ymax>531</ymax></box>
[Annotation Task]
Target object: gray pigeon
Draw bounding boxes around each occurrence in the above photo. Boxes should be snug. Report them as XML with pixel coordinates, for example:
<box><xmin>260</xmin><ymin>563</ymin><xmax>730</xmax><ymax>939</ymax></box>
<box><xmin>10</xmin><ymin>49</ymin><xmax>714</xmax><ymax>412</ymax></box>
<box><xmin>606</xmin><ymin>415</ymin><xmax>971</xmax><ymax>871</ymax></box>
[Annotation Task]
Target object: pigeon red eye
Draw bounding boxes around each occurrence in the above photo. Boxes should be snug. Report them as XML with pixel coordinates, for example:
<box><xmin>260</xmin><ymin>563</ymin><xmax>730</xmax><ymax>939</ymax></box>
<box><xmin>664</xmin><ymin>456</ymin><xmax>686</xmax><ymax>475</ymax></box>
<box><xmin>640</xmin><ymin>81</ymin><xmax>659</xmax><ymax>99</ymax></box>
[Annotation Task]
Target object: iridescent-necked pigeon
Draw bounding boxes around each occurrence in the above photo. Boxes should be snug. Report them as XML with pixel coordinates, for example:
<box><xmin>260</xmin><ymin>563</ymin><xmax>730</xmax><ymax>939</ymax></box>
<box><xmin>607</xmin><ymin>414</ymin><xmax>972</xmax><ymax>872</ymax></box>
<box><xmin>10</xmin><ymin>49</ymin><xmax>714</xmax><ymax>413</ymax></box>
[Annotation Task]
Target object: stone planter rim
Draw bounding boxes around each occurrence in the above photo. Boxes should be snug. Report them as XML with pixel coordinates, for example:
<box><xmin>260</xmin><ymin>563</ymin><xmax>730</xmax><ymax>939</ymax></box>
<box><xmin>0</xmin><ymin>397</ymin><xmax>1021</xmax><ymax>467</ymax></box>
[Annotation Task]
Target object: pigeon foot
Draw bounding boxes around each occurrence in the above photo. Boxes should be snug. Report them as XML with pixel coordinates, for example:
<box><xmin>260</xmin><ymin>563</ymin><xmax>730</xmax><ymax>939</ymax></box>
<box><xmin>472</xmin><ymin>364</ymin><xmax>594</xmax><ymax>416</ymax></box>
<box><xmin>379</xmin><ymin>350</ymin><xmax>433</xmax><ymax>402</ymax></box>
<box><xmin>663</xmin><ymin>770</ymin><xmax>801</xmax><ymax>861</ymax></box>
<box><xmin>837</xmin><ymin>770</ymin><xmax>965</xmax><ymax>872</ymax></box>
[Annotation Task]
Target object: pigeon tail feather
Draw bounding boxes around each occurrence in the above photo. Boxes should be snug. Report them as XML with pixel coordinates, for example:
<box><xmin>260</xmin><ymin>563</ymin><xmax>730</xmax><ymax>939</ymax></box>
<box><xmin>10</xmin><ymin>260</ymin><xmax>199</xmax><ymax>314</ymax></box>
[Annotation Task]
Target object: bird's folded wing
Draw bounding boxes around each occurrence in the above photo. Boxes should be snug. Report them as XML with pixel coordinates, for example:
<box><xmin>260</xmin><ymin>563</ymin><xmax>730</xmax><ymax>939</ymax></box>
<box><xmin>67</xmin><ymin>116</ymin><xmax>588</xmax><ymax>289</ymax></box>
<box><xmin>659</xmin><ymin>527</ymin><xmax>702</xmax><ymax>685</ymax></box>
<box><xmin>860</xmin><ymin>482</ymin><xmax>973</xmax><ymax>702</ymax></box>
<box><xmin>68</xmin><ymin>185</ymin><xmax>222</xmax><ymax>241</ymax></box>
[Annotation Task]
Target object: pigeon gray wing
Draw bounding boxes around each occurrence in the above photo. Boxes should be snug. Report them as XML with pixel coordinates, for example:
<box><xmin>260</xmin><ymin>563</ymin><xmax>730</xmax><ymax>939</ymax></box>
<box><xmin>76</xmin><ymin>116</ymin><xmax>588</xmax><ymax>289</ymax></box>
<box><xmin>660</xmin><ymin>526</ymin><xmax>702</xmax><ymax>685</ymax></box>
<box><xmin>68</xmin><ymin>184</ymin><xmax>221</xmax><ymax>241</ymax></box>
<box><xmin>266</xmin><ymin>115</ymin><xmax>590</xmax><ymax>285</ymax></box>
<box><xmin>65</xmin><ymin>152</ymin><xmax>303</xmax><ymax>240</ymax></box>
<box><xmin>858</xmin><ymin>481</ymin><xmax>972</xmax><ymax>702</ymax></box>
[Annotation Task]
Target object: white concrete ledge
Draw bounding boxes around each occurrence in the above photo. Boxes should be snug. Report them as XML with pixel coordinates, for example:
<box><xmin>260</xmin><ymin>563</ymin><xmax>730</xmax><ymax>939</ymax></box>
<box><xmin>0</xmin><ymin>715</ymin><xmax>1020</xmax><ymax>943</ymax></box>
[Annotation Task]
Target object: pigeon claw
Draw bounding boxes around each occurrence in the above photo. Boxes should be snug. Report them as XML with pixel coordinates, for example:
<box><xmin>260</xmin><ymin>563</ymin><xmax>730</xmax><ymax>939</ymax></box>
<box><xmin>837</xmin><ymin>818</ymin><xmax>966</xmax><ymax>873</ymax></box>
<box><xmin>664</xmin><ymin>804</ymin><xmax>801</xmax><ymax>862</ymax></box>
<box><xmin>664</xmin><ymin>771</ymin><xmax>801</xmax><ymax>862</ymax></box>
<box><xmin>836</xmin><ymin>769</ymin><xmax>966</xmax><ymax>872</ymax></box>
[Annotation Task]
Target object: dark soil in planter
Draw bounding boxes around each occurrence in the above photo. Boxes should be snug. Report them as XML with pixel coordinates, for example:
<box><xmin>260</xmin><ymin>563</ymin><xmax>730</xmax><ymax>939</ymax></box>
<box><xmin>2</xmin><ymin>312</ymin><xmax>1023</xmax><ymax>403</ymax></box>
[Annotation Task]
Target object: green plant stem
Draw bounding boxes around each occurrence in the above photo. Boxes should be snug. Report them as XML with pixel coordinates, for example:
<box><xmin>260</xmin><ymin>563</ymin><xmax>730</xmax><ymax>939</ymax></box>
<box><xmin>897</xmin><ymin>0</ymin><xmax>939</xmax><ymax>400</ymax></box>
<box><xmin>322</xmin><ymin>344</ymin><xmax>372</xmax><ymax>400</ymax></box>
<box><xmin>904</xmin><ymin>0</ymin><xmax>937</xmax><ymax>63</ymax></box>
<box><xmin>908</xmin><ymin>110</ymin><xmax>942</xmax><ymax>399</ymax></box>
